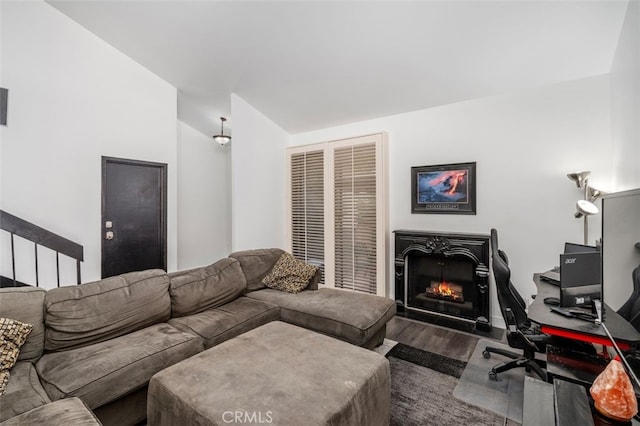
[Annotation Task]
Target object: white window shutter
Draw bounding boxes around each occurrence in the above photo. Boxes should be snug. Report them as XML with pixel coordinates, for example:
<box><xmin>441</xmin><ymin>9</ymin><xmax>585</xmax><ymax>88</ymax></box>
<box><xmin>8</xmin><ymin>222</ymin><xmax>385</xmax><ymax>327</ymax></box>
<box><xmin>287</xmin><ymin>133</ymin><xmax>387</xmax><ymax>296</ymax></box>
<box><xmin>289</xmin><ymin>149</ymin><xmax>325</xmax><ymax>284</ymax></box>
<box><xmin>333</xmin><ymin>143</ymin><xmax>378</xmax><ymax>294</ymax></box>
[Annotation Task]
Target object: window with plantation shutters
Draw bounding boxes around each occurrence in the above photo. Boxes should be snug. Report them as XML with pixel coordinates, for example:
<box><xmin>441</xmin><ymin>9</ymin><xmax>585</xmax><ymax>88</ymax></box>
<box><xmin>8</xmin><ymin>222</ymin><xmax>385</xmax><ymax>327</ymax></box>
<box><xmin>333</xmin><ymin>143</ymin><xmax>378</xmax><ymax>294</ymax></box>
<box><xmin>286</xmin><ymin>133</ymin><xmax>387</xmax><ymax>296</ymax></box>
<box><xmin>289</xmin><ymin>150</ymin><xmax>325</xmax><ymax>284</ymax></box>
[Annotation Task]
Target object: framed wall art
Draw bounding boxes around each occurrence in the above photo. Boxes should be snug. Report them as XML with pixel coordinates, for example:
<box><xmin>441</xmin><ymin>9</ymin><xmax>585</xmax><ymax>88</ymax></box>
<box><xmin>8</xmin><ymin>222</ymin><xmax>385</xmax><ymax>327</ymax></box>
<box><xmin>411</xmin><ymin>162</ymin><xmax>476</xmax><ymax>215</ymax></box>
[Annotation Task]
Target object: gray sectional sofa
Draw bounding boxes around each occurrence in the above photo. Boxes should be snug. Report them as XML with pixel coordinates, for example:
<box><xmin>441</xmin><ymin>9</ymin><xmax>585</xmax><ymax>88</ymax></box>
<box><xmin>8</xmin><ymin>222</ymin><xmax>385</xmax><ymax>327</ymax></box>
<box><xmin>0</xmin><ymin>248</ymin><xmax>396</xmax><ymax>425</ymax></box>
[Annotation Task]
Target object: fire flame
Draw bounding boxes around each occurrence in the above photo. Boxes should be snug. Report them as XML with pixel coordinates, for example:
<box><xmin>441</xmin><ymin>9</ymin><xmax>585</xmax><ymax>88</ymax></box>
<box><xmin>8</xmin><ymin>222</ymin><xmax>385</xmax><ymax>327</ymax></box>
<box><xmin>425</xmin><ymin>280</ymin><xmax>464</xmax><ymax>303</ymax></box>
<box><xmin>436</xmin><ymin>281</ymin><xmax>456</xmax><ymax>296</ymax></box>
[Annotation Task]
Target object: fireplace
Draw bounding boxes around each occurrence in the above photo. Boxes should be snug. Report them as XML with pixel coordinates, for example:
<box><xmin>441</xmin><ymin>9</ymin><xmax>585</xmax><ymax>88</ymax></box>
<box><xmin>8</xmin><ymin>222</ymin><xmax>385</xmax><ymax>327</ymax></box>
<box><xmin>394</xmin><ymin>230</ymin><xmax>491</xmax><ymax>332</ymax></box>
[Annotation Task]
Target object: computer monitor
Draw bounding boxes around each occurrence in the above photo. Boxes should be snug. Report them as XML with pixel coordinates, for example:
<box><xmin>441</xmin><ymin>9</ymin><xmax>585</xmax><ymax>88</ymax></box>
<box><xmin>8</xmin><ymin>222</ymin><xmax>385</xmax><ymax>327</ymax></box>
<box><xmin>564</xmin><ymin>242</ymin><xmax>599</xmax><ymax>254</ymax></box>
<box><xmin>601</xmin><ymin>188</ymin><xmax>640</xmax><ymax>314</ymax></box>
<box><xmin>559</xmin><ymin>251</ymin><xmax>601</xmax><ymax>307</ymax></box>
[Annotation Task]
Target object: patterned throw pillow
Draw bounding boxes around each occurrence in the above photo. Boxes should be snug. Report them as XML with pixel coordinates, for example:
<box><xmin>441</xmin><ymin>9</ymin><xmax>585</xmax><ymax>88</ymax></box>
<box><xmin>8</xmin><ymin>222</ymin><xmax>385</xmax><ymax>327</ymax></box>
<box><xmin>0</xmin><ymin>370</ymin><xmax>8</xmax><ymax>395</ymax></box>
<box><xmin>262</xmin><ymin>252</ymin><xmax>319</xmax><ymax>294</ymax></box>
<box><xmin>0</xmin><ymin>317</ymin><xmax>33</xmax><ymax>396</ymax></box>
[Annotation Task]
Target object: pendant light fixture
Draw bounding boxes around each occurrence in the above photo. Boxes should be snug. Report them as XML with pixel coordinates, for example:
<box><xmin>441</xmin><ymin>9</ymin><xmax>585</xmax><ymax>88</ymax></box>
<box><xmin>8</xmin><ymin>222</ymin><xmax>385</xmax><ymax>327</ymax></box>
<box><xmin>213</xmin><ymin>117</ymin><xmax>231</xmax><ymax>146</ymax></box>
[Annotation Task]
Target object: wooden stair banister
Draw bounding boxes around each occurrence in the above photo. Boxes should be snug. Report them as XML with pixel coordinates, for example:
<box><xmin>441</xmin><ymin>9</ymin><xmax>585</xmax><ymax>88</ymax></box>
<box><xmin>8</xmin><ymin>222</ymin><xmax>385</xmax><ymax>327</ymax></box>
<box><xmin>0</xmin><ymin>210</ymin><xmax>84</xmax><ymax>287</ymax></box>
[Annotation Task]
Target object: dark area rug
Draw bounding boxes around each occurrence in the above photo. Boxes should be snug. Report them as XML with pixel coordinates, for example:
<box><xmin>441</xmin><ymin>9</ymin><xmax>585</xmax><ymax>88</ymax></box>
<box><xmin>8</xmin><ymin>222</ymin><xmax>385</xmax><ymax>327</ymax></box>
<box><xmin>386</xmin><ymin>343</ymin><xmax>506</xmax><ymax>426</ymax></box>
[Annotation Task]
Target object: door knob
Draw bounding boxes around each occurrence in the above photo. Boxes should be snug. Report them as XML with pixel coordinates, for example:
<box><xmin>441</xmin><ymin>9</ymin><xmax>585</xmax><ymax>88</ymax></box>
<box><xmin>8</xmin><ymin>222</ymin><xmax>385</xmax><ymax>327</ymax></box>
<box><xmin>106</xmin><ymin>231</ymin><xmax>114</xmax><ymax>240</ymax></box>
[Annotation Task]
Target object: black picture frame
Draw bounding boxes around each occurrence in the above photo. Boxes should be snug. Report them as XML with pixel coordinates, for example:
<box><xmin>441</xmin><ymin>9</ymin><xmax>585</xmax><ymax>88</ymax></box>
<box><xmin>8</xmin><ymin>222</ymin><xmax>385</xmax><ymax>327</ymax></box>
<box><xmin>411</xmin><ymin>162</ymin><xmax>476</xmax><ymax>215</ymax></box>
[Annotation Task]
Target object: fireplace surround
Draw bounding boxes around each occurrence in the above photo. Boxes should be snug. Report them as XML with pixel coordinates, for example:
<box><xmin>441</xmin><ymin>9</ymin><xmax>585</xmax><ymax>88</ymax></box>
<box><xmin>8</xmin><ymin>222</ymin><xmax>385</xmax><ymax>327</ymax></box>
<box><xmin>394</xmin><ymin>230</ymin><xmax>491</xmax><ymax>332</ymax></box>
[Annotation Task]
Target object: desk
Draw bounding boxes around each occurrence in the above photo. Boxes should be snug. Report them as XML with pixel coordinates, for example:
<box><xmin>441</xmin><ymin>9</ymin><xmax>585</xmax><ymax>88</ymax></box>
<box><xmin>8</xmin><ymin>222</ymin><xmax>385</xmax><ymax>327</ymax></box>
<box><xmin>530</xmin><ymin>273</ymin><xmax>640</xmax><ymax>350</ymax></box>
<box><xmin>529</xmin><ymin>275</ymin><xmax>640</xmax><ymax>424</ymax></box>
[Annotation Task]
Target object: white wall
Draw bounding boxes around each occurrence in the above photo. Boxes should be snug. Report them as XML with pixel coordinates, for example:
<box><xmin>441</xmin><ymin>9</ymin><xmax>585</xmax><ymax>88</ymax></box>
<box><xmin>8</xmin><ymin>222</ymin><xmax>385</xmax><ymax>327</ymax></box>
<box><xmin>0</xmin><ymin>1</ymin><xmax>178</xmax><ymax>288</ymax></box>
<box><xmin>230</xmin><ymin>94</ymin><xmax>289</xmax><ymax>251</ymax></box>
<box><xmin>177</xmin><ymin>120</ymin><xmax>231</xmax><ymax>269</ymax></box>
<box><xmin>611</xmin><ymin>0</ymin><xmax>640</xmax><ymax>190</ymax></box>
<box><xmin>290</xmin><ymin>76</ymin><xmax>613</xmax><ymax>327</ymax></box>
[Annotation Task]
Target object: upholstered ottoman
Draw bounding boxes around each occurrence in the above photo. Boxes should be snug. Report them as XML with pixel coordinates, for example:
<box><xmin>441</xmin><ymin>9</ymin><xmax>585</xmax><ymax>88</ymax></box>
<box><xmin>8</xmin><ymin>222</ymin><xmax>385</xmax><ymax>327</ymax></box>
<box><xmin>148</xmin><ymin>321</ymin><xmax>390</xmax><ymax>426</ymax></box>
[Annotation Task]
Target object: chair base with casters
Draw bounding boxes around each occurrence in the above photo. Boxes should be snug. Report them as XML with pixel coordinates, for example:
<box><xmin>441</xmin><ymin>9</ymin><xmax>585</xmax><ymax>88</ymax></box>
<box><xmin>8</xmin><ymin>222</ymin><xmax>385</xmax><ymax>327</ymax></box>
<box><xmin>483</xmin><ymin>344</ymin><xmax>547</xmax><ymax>381</ymax></box>
<box><xmin>483</xmin><ymin>307</ymin><xmax>550</xmax><ymax>381</ymax></box>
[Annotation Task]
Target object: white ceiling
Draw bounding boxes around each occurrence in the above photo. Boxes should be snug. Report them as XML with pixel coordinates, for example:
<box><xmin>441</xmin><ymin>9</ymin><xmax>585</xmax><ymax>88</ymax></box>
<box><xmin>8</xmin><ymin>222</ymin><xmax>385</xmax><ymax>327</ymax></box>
<box><xmin>47</xmin><ymin>0</ymin><xmax>629</xmax><ymax>136</ymax></box>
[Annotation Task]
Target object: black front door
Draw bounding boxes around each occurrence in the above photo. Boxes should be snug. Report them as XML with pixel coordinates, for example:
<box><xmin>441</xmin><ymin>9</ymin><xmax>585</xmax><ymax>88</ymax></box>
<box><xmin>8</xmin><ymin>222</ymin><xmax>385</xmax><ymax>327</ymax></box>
<box><xmin>101</xmin><ymin>156</ymin><xmax>167</xmax><ymax>278</ymax></box>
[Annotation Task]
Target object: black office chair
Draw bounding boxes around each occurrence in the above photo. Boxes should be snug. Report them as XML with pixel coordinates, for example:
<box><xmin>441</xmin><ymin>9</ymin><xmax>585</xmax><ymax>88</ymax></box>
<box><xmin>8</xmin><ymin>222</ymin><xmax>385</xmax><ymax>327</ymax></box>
<box><xmin>483</xmin><ymin>228</ymin><xmax>550</xmax><ymax>381</ymax></box>
<box><xmin>617</xmin><ymin>265</ymin><xmax>640</xmax><ymax>332</ymax></box>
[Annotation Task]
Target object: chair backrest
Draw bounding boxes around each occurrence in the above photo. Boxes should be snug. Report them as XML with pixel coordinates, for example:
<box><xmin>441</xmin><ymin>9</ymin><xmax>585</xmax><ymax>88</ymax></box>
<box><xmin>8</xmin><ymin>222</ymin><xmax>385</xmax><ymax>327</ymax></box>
<box><xmin>491</xmin><ymin>228</ymin><xmax>530</xmax><ymax>329</ymax></box>
<box><xmin>617</xmin><ymin>265</ymin><xmax>640</xmax><ymax>332</ymax></box>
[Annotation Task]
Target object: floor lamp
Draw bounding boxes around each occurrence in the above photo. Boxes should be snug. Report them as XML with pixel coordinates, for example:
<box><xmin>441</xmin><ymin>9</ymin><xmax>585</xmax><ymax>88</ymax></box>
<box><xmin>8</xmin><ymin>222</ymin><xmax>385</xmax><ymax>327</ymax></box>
<box><xmin>567</xmin><ymin>171</ymin><xmax>604</xmax><ymax>245</ymax></box>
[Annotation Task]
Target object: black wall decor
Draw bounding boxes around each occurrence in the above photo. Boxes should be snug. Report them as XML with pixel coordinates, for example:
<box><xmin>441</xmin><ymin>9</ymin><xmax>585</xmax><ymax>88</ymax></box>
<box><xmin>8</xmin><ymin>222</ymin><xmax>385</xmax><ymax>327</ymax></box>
<box><xmin>0</xmin><ymin>88</ymin><xmax>7</xmax><ymax>126</ymax></box>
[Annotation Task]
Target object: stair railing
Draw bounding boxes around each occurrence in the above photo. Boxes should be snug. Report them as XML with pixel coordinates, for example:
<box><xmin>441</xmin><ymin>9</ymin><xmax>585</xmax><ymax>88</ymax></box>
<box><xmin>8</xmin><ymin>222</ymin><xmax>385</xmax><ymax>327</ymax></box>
<box><xmin>0</xmin><ymin>210</ymin><xmax>84</xmax><ymax>287</ymax></box>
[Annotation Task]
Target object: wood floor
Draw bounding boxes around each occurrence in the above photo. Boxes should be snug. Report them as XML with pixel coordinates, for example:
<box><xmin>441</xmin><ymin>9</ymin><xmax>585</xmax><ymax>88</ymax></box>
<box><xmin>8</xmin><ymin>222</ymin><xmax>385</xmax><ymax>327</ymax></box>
<box><xmin>386</xmin><ymin>316</ymin><xmax>505</xmax><ymax>362</ymax></box>
<box><xmin>386</xmin><ymin>316</ymin><xmax>520</xmax><ymax>426</ymax></box>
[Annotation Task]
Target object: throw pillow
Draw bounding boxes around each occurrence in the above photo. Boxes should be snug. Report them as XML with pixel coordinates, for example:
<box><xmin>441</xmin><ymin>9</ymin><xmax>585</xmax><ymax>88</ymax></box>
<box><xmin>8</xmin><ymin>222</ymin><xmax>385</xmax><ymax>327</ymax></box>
<box><xmin>0</xmin><ymin>317</ymin><xmax>33</xmax><ymax>396</ymax></box>
<box><xmin>0</xmin><ymin>370</ymin><xmax>8</xmax><ymax>395</ymax></box>
<box><xmin>262</xmin><ymin>252</ymin><xmax>319</xmax><ymax>294</ymax></box>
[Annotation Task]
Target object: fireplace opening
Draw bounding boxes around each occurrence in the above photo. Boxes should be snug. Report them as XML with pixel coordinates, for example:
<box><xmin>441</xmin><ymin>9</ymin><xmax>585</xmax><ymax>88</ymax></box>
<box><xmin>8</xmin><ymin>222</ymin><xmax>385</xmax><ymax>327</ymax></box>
<box><xmin>394</xmin><ymin>230</ymin><xmax>491</xmax><ymax>332</ymax></box>
<box><xmin>425</xmin><ymin>281</ymin><xmax>464</xmax><ymax>303</ymax></box>
<box><xmin>407</xmin><ymin>255</ymin><xmax>476</xmax><ymax>320</ymax></box>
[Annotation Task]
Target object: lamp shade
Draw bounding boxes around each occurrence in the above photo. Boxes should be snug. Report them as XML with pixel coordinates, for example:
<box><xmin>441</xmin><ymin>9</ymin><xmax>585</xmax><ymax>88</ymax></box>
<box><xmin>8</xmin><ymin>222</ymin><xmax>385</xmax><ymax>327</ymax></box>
<box><xmin>567</xmin><ymin>171</ymin><xmax>591</xmax><ymax>189</ymax></box>
<box><xmin>213</xmin><ymin>135</ymin><xmax>231</xmax><ymax>145</ymax></box>
<box><xmin>586</xmin><ymin>186</ymin><xmax>607</xmax><ymax>203</ymax></box>
<box><xmin>574</xmin><ymin>199</ymin><xmax>599</xmax><ymax>218</ymax></box>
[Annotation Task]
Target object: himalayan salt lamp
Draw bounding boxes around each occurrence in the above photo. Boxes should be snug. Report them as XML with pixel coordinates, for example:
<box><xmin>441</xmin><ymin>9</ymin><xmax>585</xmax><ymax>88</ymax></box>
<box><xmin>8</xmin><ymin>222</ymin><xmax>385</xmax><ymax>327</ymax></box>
<box><xmin>590</xmin><ymin>359</ymin><xmax>638</xmax><ymax>422</ymax></box>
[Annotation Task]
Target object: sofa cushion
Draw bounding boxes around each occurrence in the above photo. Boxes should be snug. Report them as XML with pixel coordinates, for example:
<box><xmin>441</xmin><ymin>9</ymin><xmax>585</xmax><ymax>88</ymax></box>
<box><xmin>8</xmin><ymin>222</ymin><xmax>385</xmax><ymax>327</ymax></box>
<box><xmin>36</xmin><ymin>322</ymin><xmax>203</xmax><ymax>409</ymax></box>
<box><xmin>0</xmin><ymin>362</ymin><xmax>51</xmax><ymax>422</ymax></box>
<box><xmin>168</xmin><ymin>258</ymin><xmax>246</xmax><ymax>318</ymax></box>
<box><xmin>246</xmin><ymin>288</ymin><xmax>396</xmax><ymax>347</ymax></box>
<box><xmin>169</xmin><ymin>297</ymin><xmax>280</xmax><ymax>349</ymax></box>
<box><xmin>0</xmin><ymin>397</ymin><xmax>100</xmax><ymax>426</ymax></box>
<box><xmin>0</xmin><ymin>287</ymin><xmax>46</xmax><ymax>362</ymax></box>
<box><xmin>262</xmin><ymin>252</ymin><xmax>318</xmax><ymax>294</ymax></box>
<box><xmin>229</xmin><ymin>248</ymin><xmax>284</xmax><ymax>292</ymax></box>
<box><xmin>44</xmin><ymin>269</ymin><xmax>170</xmax><ymax>351</ymax></box>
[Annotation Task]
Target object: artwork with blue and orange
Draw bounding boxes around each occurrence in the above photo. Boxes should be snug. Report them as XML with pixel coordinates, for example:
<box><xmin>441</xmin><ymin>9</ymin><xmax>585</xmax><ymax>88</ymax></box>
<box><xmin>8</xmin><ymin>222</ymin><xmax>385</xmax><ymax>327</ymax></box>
<box><xmin>417</xmin><ymin>170</ymin><xmax>468</xmax><ymax>203</ymax></box>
